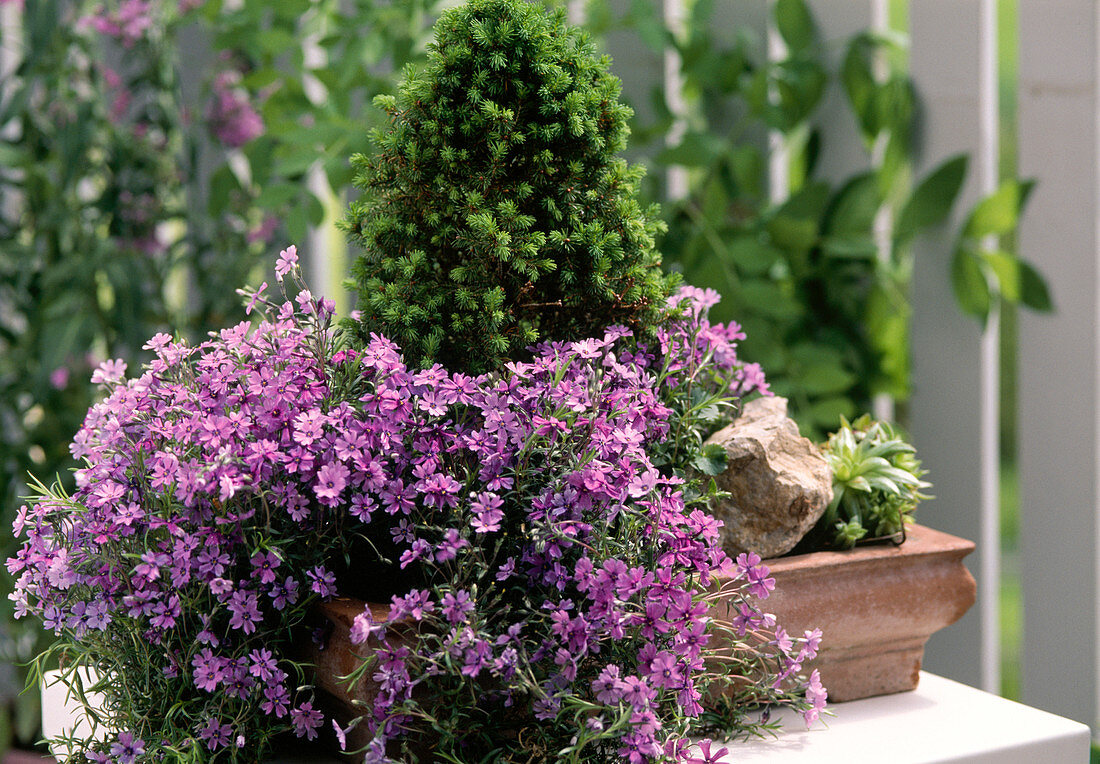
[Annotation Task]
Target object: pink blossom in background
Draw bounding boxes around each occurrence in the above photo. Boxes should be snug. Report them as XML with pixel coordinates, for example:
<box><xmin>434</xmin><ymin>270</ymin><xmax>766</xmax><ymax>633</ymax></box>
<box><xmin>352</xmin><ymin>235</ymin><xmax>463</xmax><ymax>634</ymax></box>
<box><xmin>247</xmin><ymin>215</ymin><xmax>278</xmax><ymax>245</ymax></box>
<box><xmin>50</xmin><ymin>367</ymin><xmax>70</xmax><ymax>390</ymax></box>
<box><xmin>207</xmin><ymin>71</ymin><xmax>264</xmax><ymax>148</ymax></box>
<box><xmin>81</xmin><ymin>0</ymin><xmax>154</xmax><ymax>48</ymax></box>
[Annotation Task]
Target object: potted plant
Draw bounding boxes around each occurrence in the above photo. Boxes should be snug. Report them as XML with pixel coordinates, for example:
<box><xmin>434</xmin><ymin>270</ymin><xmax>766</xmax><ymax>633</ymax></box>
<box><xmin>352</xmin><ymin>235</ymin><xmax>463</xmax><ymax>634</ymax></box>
<box><xmin>12</xmin><ymin>1</ymin><xmax>833</xmax><ymax>762</ymax></box>
<box><xmin>706</xmin><ymin>410</ymin><xmax>976</xmax><ymax>702</ymax></box>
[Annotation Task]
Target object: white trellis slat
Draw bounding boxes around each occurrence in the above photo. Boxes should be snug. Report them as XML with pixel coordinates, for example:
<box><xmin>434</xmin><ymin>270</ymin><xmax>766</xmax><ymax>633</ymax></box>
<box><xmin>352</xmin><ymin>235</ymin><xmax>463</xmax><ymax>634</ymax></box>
<box><xmin>907</xmin><ymin>0</ymin><xmax>1000</xmax><ymax>694</ymax></box>
<box><xmin>1017</xmin><ymin>0</ymin><xmax>1099</xmax><ymax>732</ymax></box>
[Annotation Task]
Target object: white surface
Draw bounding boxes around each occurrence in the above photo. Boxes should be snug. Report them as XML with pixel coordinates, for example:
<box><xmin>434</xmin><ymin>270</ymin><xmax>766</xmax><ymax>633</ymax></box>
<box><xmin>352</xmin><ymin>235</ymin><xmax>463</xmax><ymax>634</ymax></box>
<box><xmin>41</xmin><ymin>668</ymin><xmax>108</xmax><ymax>762</ymax></box>
<box><xmin>45</xmin><ymin>670</ymin><xmax>1088</xmax><ymax>763</ymax></box>
<box><xmin>711</xmin><ymin>672</ymin><xmax>1090</xmax><ymax>763</ymax></box>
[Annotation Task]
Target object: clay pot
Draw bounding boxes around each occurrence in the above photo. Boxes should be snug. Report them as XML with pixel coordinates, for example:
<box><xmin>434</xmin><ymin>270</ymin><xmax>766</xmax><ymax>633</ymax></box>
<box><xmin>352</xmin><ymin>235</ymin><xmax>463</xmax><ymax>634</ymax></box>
<box><xmin>730</xmin><ymin>523</ymin><xmax>977</xmax><ymax>702</ymax></box>
<box><xmin>310</xmin><ymin>522</ymin><xmax>976</xmax><ymax>737</ymax></box>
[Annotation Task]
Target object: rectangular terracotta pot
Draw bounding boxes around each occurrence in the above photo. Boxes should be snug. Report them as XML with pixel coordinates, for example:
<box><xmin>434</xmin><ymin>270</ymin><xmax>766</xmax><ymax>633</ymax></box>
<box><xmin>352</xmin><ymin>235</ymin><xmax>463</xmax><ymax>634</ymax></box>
<box><xmin>311</xmin><ymin>522</ymin><xmax>977</xmax><ymax>734</ymax></box>
<box><xmin>717</xmin><ymin>523</ymin><xmax>977</xmax><ymax>702</ymax></box>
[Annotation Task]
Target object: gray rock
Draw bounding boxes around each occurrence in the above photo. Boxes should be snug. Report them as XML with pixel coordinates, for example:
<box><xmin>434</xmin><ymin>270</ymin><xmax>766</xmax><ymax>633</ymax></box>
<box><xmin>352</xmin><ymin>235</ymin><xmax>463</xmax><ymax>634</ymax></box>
<box><xmin>706</xmin><ymin>396</ymin><xmax>832</xmax><ymax>559</ymax></box>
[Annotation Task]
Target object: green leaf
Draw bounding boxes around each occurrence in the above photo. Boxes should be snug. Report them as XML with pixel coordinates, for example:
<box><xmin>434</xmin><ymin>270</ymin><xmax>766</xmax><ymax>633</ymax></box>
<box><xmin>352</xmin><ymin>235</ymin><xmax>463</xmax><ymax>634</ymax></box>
<box><xmin>822</xmin><ymin>235</ymin><xmax>878</xmax><ymax>259</ymax></box>
<box><xmin>655</xmin><ymin>132</ymin><xmax>727</xmax><ymax>168</ymax></box>
<box><xmin>951</xmin><ymin>248</ymin><xmax>991</xmax><ymax>321</ymax></box>
<box><xmin>824</xmin><ymin>172</ymin><xmax>881</xmax><ymax>237</ymax></box>
<box><xmin>981</xmin><ymin>250</ymin><xmax>1022</xmax><ymax>302</ymax></box>
<box><xmin>692</xmin><ymin>442</ymin><xmax>729</xmax><ymax>476</ymax></box>
<box><xmin>774</xmin><ymin>0</ymin><xmax>816</xmax><ymax>54</ymax></box>
<box><xmin>727</xmin><ymin>237</ymin><xmax>780</xmax><ymax>276</ymax></box>
<box><xmin>841</xmin><ymin>36</ymin><xmax>876</xmax><ymax>142</ymax></box>
<box><xmin>1020</xmin><ymin>258</ymin><xmax>1054</xmax><ymax>312</ymax></box>
<box><xmin>806</xmin><ymin>396</ymin><xmax>857</xmax><ymax>430</ymax></box>
<box><xmin>962</xmin><ymin>179</ymin><xmax>1036</xmax><ymax>239</ymax></box>
<box><xmin>895</xmin><ymin>155</ymin><xmax>968</xmax><ymax>246</ymax></box>
<box><xmin>800</xmin><ymin>362</ymin><xmax>858</xmax><ymax>396</ymax></box>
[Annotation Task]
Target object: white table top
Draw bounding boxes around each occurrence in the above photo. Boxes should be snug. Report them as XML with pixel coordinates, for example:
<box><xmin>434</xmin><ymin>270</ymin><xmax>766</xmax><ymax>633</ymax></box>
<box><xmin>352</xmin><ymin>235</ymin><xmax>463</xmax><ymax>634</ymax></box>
<box><xmin>46</xmin><ymin>670</ymin><xmax>1090</xmax><ymax>763</ymax></box>
<box><xmin>706</xmin><ymin>672</ymin><xmax>1090</xmax><ymax>763</ymax></box>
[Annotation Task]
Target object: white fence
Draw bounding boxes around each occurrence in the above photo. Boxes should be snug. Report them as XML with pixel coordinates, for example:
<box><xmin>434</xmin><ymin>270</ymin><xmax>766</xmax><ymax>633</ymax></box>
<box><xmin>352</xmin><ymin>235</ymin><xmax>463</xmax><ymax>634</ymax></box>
<box><xmin>594</xmin><ymin>0</ymin><xmax>1100</xmax><ymax>736</ymax></box>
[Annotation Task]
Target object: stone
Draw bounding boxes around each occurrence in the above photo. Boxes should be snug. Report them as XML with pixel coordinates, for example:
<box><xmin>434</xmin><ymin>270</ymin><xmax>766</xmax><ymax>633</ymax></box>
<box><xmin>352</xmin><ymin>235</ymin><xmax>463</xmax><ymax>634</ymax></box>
<box><xmin>706</xmin><ymin>396</ymin><xmax>832</xmax><ymax>558</ymax></box>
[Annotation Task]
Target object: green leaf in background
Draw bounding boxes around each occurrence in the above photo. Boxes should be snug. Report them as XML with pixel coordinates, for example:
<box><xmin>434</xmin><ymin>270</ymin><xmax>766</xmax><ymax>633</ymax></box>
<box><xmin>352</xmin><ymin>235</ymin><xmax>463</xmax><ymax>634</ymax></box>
<box><xmin>981</xmin><ymin>250</ymin><xmax>1022</xmax><ymax>302</ymax></box>
<box><xmin>951</xmin><ymin>247</ymin><xmax>992</xmax><ymax>322</ymax></box>
<box><xmin>841</xmin><ymin>35</ymin><xmax>876</xmax><ymax>143</ymax></box>
<box><xmin>657</xmin><ymin>132</ymin><xmax>727</xmax><ymax>168</ymax></box>
<box><xmin>962</xmin><ymin>178</ymin><xmax>1036</xmax><ymax>239</ymax></box>
<box><xmin>1020</xmin><ymin>259</ymin><xmax>1054</xmax><ymax>312</ymax></box>
<box><xmin>824</xmin><ymin>172</ymin><xmax>881</xmax><ymax>237</ymax></box>
<box><xmin>800</xmin><ymin>361</ymin><xmax>858</xmax><ymax>396</ymax></box>
<box><xmin>895</xmin><ymin>154</ymin><xmax>968</xmax><ymax>246</ymax></box>
<box><xmin>775</xmin><ymin>0</ymin><xmax>816</xmax><ymax>54</ymax></box>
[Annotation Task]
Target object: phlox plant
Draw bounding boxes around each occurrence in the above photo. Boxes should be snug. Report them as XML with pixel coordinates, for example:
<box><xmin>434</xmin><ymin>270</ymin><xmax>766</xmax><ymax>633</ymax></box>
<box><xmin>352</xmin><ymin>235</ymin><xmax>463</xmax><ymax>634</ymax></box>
<box><xmin>10</xmin><ymin>252</ymin><xmax>825</xmax><ymax>763</ymax></box>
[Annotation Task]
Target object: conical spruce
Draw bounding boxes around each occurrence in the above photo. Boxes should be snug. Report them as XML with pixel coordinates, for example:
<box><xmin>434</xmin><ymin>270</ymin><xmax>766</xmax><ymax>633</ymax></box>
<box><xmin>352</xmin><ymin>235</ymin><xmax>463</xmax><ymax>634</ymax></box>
<box><xmin>343</xmin><ymin>0</ymin><xmax>676</xmax><ymax>374</ymax></box>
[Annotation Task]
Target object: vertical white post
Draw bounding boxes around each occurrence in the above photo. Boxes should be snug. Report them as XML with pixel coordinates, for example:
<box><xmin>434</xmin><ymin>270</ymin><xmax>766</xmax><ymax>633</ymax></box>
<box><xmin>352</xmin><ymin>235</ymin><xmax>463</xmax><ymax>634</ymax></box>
<box><xmin>766</xmin><ymin>5</ymin><xmax>789</xmax><ymax>205</ymax></box>
<box><xmin>908</xmin><ymin>0</ymin><xmax>999</xmax><ymax>693</ymax></box>
<box><xmin>0</xmin><ymin>3</ymin><xmax>21</xmax><ymax>225</ymax></box>
<box><xmin>567</xmin><ymin>0</ymin><xmax>586</xmax><ymax>26</ymax></box>
<box><xmin>662</xmin><ymin>0</ymin><xmax>689</xmax><ymax>202</ymax></box>
<box><xmin>1017</xmin><ymin>0</ymin><xmax>1100</xmax><ymax>731</ymax></box>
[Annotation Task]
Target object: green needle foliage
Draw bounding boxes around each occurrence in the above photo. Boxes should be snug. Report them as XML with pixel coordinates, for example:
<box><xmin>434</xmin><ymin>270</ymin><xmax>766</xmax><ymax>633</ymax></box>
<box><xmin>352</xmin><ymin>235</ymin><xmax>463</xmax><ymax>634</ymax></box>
<box><xmin>344</xmin><ymin>0</ymin><xmax>677</xmax><ymax>374</ymax></box>
<box><xmin>803</xmin><ymin>414</ymin><xmax>932</xmax><ymax>551</ymax></box>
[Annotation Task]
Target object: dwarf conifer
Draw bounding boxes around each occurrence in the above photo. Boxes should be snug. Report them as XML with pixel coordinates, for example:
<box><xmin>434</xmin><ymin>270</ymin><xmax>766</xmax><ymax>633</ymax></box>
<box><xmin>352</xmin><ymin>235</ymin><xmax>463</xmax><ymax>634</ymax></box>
<box><xmin>344</xmin><ymin>0</ymin><xmax>676</xmax><ymax>373</ymax></box>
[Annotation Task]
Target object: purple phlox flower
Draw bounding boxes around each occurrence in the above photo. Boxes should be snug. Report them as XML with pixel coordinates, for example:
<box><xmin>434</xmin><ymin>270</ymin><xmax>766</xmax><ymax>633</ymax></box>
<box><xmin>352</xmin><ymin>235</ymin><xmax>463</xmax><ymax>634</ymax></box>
<box><xmin>686</xmin><ymin>739</ymin><xmax>730</xmax><ymax>764</ymax></box>
<box><xmin>90</xmin><ymin>358</ymin><xmax>127</xmax><ymax>385</ymax></box>
<box><xmin>351</xmin><ymin>607</ymin><xmax>386</xmax><ymax>645</ymax></box>
<box><xmin>314</xmin><ymin>460</ymin><xmax>349</xmax><ymax>505</ymax></box>
<box><xmin>592</xmin><ymin>664</ymin><xmax>624</xmax><ymax>704</ymax></box>
<box><xmin>192</xmin><ymin>648</ymin><xmax>224</xmax><ymax>692</ymax></box>
<box><xmin>391</xmin><ymin>589</ymin><xmax>434</xmax><ymax>621</ymax></box>
<box><xmin>239</xmin><ymin>281</ymin><xmax>267</xmax><ymax>315</ymax></box>
<box><xmin>803</xmin><ymin>669</ymin><xmax>828</xmax><ymax>726</ymax></box>
<box><xmin>290</xmin><ymin>701</ymin><xmax>324</xmax><ymax>740</ymax></box>
<box><xmin>198</xmin><ymin>716</ymin><xmax>233</xmax><ymax>751</ymax></box>
<box><xmin>109</xmin><ymin>730</ymin><xmax>145</xmax><ymax>764</ymax></box>
<box><xmin>269</xmin><ymin>576</ymin><xmax>300</xmax><ymax>610</ymax></box>
<box><xmin>249</xmin><ymin>647</ymin><xmax>278</xmax><ymax>682</ymax></box>
<box><xmin>620</xmin><ymin>675</ymin><xmax>655</xmax><ymax>707</ymax></box>
<box><xmin>647</xmin><ymin>650</ymin><xmax>683</xmax><ymax>690</ymax></box>
<box><xmin>306</xmin><ymin>566</ymin><xmax>337</xmax><ymax>598</ymax></box>
<box><xmin>250</xmin><ymin>550</ymin><xmax>281</xmax><ymax>585</ymax></box>
<box><xmin>227</xmin><ymin>590</ymin><xmax>263</xmax><ymax>634</ymax></box>
<box><xmin>799</xmin><ymin>628</ymin><xmax>824</xmax><ymax>662</ymax></box>
<box><xmin>275</xmin><ymin>245</ymin><xmax>299</xmax><ymax>281</ymax></box>
<box><xmin>435</xmin><ymin>527</ymin><xmax>469</xmax><ymax>562</ymax></box>
<box><xmin>470</xmin><ymin>491</ymin><xmax>504</xmax><ymax>533</ymax></box>
<box><xmin>440</xmin><ymin>590</ymin><xmax>475</xmax><ymax>624</ymax></box>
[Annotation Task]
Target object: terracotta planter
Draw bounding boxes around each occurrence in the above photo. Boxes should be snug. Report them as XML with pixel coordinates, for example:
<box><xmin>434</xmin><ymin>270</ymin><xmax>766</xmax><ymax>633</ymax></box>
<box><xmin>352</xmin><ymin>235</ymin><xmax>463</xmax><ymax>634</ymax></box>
<box><xmin>309</xmin><ymin>522</ymin><xmax>976</xmax><ymax>736</ymax></box>
<box><xmin>726</xmin><ymin>523</ymin><xmax>977</xmax><ymax>702</ymax></box>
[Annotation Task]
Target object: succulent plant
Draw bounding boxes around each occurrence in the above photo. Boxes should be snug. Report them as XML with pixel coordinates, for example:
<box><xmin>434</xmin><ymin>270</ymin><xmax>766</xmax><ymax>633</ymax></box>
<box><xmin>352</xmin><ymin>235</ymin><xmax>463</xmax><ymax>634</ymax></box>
<box><xmin>807</xmin><ymin>414</ymin><xmax>932</xmax><ymax>550</ymax></box>
<box><xmin>343</xmin><ymin>0</ymin><xmax>677</xmax><ymax>374</ymax></box>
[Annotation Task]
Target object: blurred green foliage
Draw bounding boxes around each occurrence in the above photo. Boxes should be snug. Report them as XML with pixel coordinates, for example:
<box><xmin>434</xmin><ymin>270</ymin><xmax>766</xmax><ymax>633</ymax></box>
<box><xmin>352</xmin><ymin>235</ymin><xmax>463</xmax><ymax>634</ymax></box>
<box><xmin>610</xmin><ymin>0</ymin><xmax>1050</xmax><ymax>437</ymax></box>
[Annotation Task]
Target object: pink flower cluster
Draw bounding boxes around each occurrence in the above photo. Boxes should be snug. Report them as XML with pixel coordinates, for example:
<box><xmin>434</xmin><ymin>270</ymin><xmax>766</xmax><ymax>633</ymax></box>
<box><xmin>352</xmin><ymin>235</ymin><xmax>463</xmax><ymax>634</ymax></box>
<box><xmin>9</xmin><ymin>255</ymin><xmax>823</xmax><ymax>760</ymax></box>
<box><xmin>81</xmin><ymin>0</ymin><xmax>155</xmax><ymax>48</ymax></box>
<box><xmin>207</xmin><ymin>70</ymin><xmax>264</xmax><ymax>149</ymax></box>
<box><xmin>338</xmin><ymin>287</ymin><xmax>817</xmax><ymax>761</ymax></box>
<box><xmin>9</xmin><ymin>284</ymin><xmax>347</xmax><ymax>757</ymax></box>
